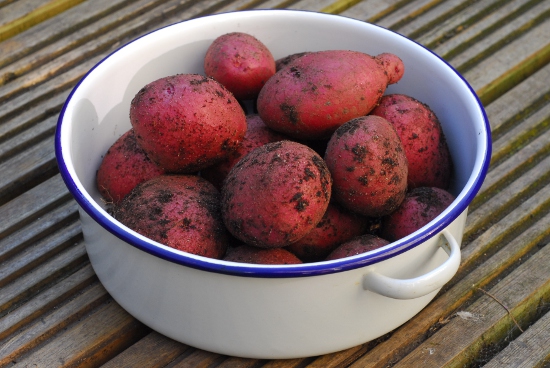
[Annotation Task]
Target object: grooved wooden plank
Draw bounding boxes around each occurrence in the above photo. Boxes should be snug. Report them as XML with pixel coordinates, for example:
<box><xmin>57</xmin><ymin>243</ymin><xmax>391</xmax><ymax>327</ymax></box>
<box><xmin>0</xmin><ymin>280</ymin><xmax>108</xmax><ymax>366</ymax></box>
<box><xmin>0</xmin><ymin>263</ymin><xmax>96</xmax><ymax>341</ymax></box>
<box><xmin>375</xmin><ymin>0</ymin><xmax>445</xmax><ymax>30</ymax></box>
<box><xmin>320</xmin><ymin>0</ymin><xmax>365</xmax><ymax>14</ymax></box>
<box><xmin>0</xmin><ymin>0</ymin><xmax>86</xmax><ymax>43</ymax></box>
<box><xmin>305</xmin><ymin>343</ymin><xmax>371</xmax><ymax>367</ymax></box>
<box><xmin>430</xmin><ymin>0</ymin><xmax>543</xmax><ymax>59</ymax></box>
<box><xmin>0</xmin><ymin>0</ymin><xmax>187</xmax><ymax>86</ymax></box>
<box><xmin>474</xmin><ymin>129</ymin><xmax>550</xmax><ymax>205</ymax></box>
<box><xmin>0</xmin><ymin>115</ymin><xmax>57</xmax><ymax>162</ymax></box>
<box><xmin>0</xmin><ymin>200</ymin><xmax>78</xmax><ymax>263</ymax></box>
<box><xmin>0</xmin><ymin>0</ymin><xmax>132</xmax><ymax>69</ymax></box>
<box><xmin>464</xmin><ymin>154</ymin><xmax>550</xmax><ymax>239</ymax></box>
<box><xmin>287</xmin><ymin>0</ymin><xmax>339</xmax><ymax>11</ymax></box>
<box><xmin>483</xmin><ymin>310</ymin><xmax>550</xmax><ymax>368</ymax></box>
<box><xmin>168</xmin><ymin>349</ymin><xmax>225</xmax><ymax>368</ymax></box>
<box><xmin>0</xmin><ymin>174</ymin><xmax>71</xmax><ymax>240</ymax></box>
<box><xmin>11</xmin><ymin>297</ymin><xmax>148</xmax><ymax>367</ymax></box>
<box><xmin>0</xmin><ymin>135</ymin><xmax>58</xmax><ymax>205</ymax></box>
<box><xmin>216</xmin><ymin>356</ymin><xmax>265</xmax><ymax>368</ymax></box>
<box><xmin>101</xmin><ymin>332</ymin><xmax>190</xmax><ymax>368</ymax></box>
<box><xmin>0</xmin><ymin>242</ymin><xmax>87</xmax><ymax>316</ymax></box>
<box><xmin>339</xmin><ymin>0</ymin><xmax>410</xmax><ymax>23</ymax></box>
<box><xmin>483</xmin><ymin>62</ymin><xmax>550</xmax><ymax>134</ymax></box>
<box><xmin>0</xmin><ymin>220</ymin><xmax>81</xmax><ymax>288</ymax></box>
<box><xmin>345</xmin><ymin>207</ymin><xmax>550</xmax><ymax>368</ymax></box>
<box><xmin>0</xmin><ymin>0</ymin><xmax>52</xmax><ymax>27</ymax></box>
<box><xmin>393</xmin><ymin>243</ymin><xmax>550</xmax><ymax>367</ymax></box>
<box><xmin>450</xmin><ymin>0</ymin><xmax>550</xmax><ymax>71</ymax></box>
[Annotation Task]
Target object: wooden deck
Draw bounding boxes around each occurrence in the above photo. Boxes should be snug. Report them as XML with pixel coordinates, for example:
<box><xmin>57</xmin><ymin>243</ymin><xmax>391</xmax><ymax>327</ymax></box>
<box><xmin>1</xmin><ymin>0</ymin><xmax>549</xmax><ymax>367</ymax></box>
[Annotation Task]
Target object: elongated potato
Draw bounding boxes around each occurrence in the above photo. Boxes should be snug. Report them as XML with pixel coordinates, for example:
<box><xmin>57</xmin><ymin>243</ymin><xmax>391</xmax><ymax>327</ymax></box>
<box><xmin>257</xmin><ymin>50</ymin><xmax>404</xmax><ymax>139</ymax></box>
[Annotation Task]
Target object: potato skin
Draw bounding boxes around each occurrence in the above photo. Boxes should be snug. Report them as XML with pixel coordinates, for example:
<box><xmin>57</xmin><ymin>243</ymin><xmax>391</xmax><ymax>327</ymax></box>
<box><xmin>324</xmin><ymin>115</ymin><xmax>408</xmax><ymax>217</ymax></box>
<box><xmin>200</xmin><ymin>114</ymin><xmax>288</xmax><ymax>189</ymax></box>
<box><xmin>325</xmin><ymin>234</ymin><xmax>389</xmax><ymax>260</ymax></box>
<box><xmin>224</xmin><ymin>245</ymin><xmax>302</xmax><ymax>264</ymax></box>
<box><xmin>111</xmin><ymin>175</ymin><xmax>229</xmax><ymax>259</ymax></box>
<box><xmin>287</xmin><ymin>202</ymin><xmax>368</xmax><ymax>262</ymax></box>
<box><xmin>380</xmin><ymin>187</ymin><xmax>455</xmax><ymax>242</ymax></box>
<box><xmin>96</xmin><ymin>129</ymin><xmax>164</xmax><ymax>203</ymax></box>
<box><xmin>130</xmin><ymin>74</ymin><xmax>247</xmax><ymax>173</ymax></box>
<box><xmin>257</xmin><ymin>50</ymin><xmax>399</xmax><ymax>140</ymax></box>
<box><xmin>221</xmin><ymin>140</ymin><xmax>332</xmax><ymax>248</ymax></box>
<box><xmin>370</xmin><ymin>94</ymin><xmax>452</xmax><ymax>189</ymax></box>
<box><xmin>204</xmin><ymin>32</ymin><xmax>276</xmax><ymax>100</ymax></box>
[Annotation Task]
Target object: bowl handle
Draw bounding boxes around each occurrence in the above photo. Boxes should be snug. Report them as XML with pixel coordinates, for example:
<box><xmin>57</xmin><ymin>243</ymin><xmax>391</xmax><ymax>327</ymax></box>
<box><xmin>362</xmin><ymin>229</ymin><xmax>461</xmax><ymax>300</ymax></box>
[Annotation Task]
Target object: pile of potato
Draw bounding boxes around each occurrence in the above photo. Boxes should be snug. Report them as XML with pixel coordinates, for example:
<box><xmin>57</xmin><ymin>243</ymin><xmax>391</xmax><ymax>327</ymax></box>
<box><xmin>97</xmin><ymin>32</ymin><xmax>455</xmax><ymax>264</ymax></box>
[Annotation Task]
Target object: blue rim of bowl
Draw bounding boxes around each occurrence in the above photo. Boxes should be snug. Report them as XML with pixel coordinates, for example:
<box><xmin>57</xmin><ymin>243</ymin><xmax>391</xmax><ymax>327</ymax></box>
<box><xmin>55</xmin><ymin>9</ymin><xmax>492</xmax><ymax>278</ymax></box>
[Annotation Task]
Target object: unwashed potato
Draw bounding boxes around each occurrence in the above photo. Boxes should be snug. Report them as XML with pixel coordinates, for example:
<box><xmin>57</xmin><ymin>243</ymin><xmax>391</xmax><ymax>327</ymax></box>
<box><xmin>204</xmin><ymin>32</ymin><xmax>276</xmax><ymax>100</ymax></box>
<box><xmin>257</xmin><ymin>50</ymin><xmax>404</xmax><ymax>140</ymax></box>
<box><xmin>221</xmin><ymin>140</ymin><xmax>332</xmax><ymax>248</ymax></box>
<box><xmin>370</xmin><ymin>94</ymin><xmax>452</xmax><ymax>189</ymax></box>
<box><xmin>324</xmin><ymin>115</ymin><xmax>408</xmax><ymax>217</ymax></box>
<box><xmin>287</xmin><ymin>202</ymin><xmax>368</xmax><ymax>262</ymax></box>
<box><xmin>111</xmin><ymin>175</ymin><xmax>229</xmax><ymax>259</ymax></box>
<box><xmin>224</xmin><ymin>245</ymin><xmax>302</xmax><ymax>264</ymax></box>
<box><xmin>130</xmin><ymin>74</ymin><xmax>247</xmax><ymax>173</ymax></box>
<box><xmin>200</xmin><ymin>114</ymin><xmax>288</xmax><ymax>189</ymax></box>
<box><xmin>380</xmin><ymin>187</ymin><xmax>455</xmax><ymax>242</ymax></box>
<box><xmin>325</xmin><ymin>234</ymin><xmax>389</xmax><ymax>260</ymax></box>
<box><xmin>96</xmin><ymin>129</ymin><xmax>164</xmax><ymax>203</ymax></box>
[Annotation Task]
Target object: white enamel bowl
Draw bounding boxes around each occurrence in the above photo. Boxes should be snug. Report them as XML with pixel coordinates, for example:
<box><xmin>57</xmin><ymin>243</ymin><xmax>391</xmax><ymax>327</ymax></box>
<box><xmin>55</xmin><ymin>10</ymin><xmax>491</xmax><ymax>359</ymax></box>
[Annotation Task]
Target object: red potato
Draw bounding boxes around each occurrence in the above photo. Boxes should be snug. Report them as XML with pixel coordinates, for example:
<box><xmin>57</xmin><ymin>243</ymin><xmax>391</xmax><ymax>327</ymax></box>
<box><xmin>224</xmin><ymin>245</ymin><xmax>302</xmax><ymax>264</ymax></box>
<box><xmin>204</xmin><ymin>32</ymin><xmax>276</xmax><ymax>100</ymax></box>
<box><xmin>325</xmin><ymin>234</ymin><xmax>389</xmax><ymax>261</ymax></box>
<box><xmin>221</xmin><ymin>140</ymin><xmax>332</xmax><ymax>248</ymax></box>
<box><xmin>287</xmin><ymin>202</ymin><xmax>368</xmax><ymax>262</ymax></box>
<box><xmin>370</xmin><ymin>94</ymin><xmax>452</xmax><ymax>189</ymax></box>
<box><xmin>257</xmin><ymin>50</ymin><xmax>404</xmax><ymax>140</ymax></box>
<box><xmin>380</xmin><ymin>187</ymin><xmax>455</xmax><ymax>242</ymax></box>
<box><xmin>324</xmin><ymin>115</ymin><xmax>408</xmax><ymax>217</ymax></box>
<box><xmin>130</xmin><ymin>74</ymin><xmax>247</xmax><ymax>173</ymax></box>
<box><xmin>200</xmin><ymin>114</ymin><xmax>288</xmax><ymax>189</ymax></box>
<box><xmin>111</xmin><ymin>175</ymin><xmax>229</xmax><ymax>259</ymax></box>
<box><xmin>96</xmin><ymin>129</ymin><xmax>165</xmax><ymax>203</ymax></box>
<box><xmin>275</xmin><ymin>52</ymin><xmax>310</xmax><ymax>71</ymax></box>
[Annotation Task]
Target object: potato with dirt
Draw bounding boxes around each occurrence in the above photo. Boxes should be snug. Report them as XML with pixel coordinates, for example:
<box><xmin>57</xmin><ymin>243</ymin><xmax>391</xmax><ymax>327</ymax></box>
<box><xmin>224</xmin><ymin>245</ymin><xmax>302</xmax><ymax>264</ymax></box>
<box><xmin>221</xmin><ymin>140</ymin><xmax>332</xmax><ymax>248</ymax></box>
<box><xmin>370</xmin><ymin>94</ymin><xmax>452</xmax><ymax>189</ymax></box>
<box><xmin>324</xmin><ymin>115</ymin><xmax>408</xmax><ymax>218</ymax></box>
<box><xmin>257</xmin><ymin>50</ymin><xmax>404</xmax><ymax>140</ymax></box>
<box><xmin>111</xmin><ymin>175</ymin><xmax>229</xmax><ymax>259</ymax></box>
<box><xmin>130</xmin><ymin>74</ymin><xmax>247</xmax><ymax>173</ymax></box>
<box><xmin>200</xmin><ymin>114</ymin><xmax>288</xmax><ymax>189</ymax></box>
<box><xmin>204</xmin><ymin>32</ymin><xmax>276</xmax><ymax>100</ymax></box>
<box><xmin>287</xmin><ymin>202</ymin><xmax>368</xmax><ymax>262</ymax></box>
<box><xmin>96</xmin><ymin>129</ymin><xmax>165</xmax><ymax>203</ymax></box>
<box><xmin>380</xmin><ymin>187</ymin><xmax>455</xmax><ymax>242</ymax></box>
<box><xmin>325</xmin><ymin>234</ymin><xmax>390</xmax><ymax>261</ymax></box>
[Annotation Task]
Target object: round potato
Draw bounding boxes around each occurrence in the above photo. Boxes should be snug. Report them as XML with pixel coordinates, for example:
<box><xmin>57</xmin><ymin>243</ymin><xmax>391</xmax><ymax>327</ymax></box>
<box><xmin>204</xmin><ymin>32</ymin><xmax>276</xmax><ymax>100</ymax></box>
<box><xmin>111</xmin><ymin>175</ymin><xmax>229</xmax><ymax>259</ymax></box>
<box><xmin>224</xmin><ymin>245</ymin><xmax>302</xmax><ymax>264</ymax></box>
<box><xmin>221</xmin><ymin>140</ymin><xmax>332</xmax><ymax>248</ymax></box>
<box><xmin>130</xmin><ymin>74</ymin><xmax>247</xmax><ymax>173</ymax></box>
<box><xmin>324</xmin><ymin>115</ymin><xmax>408</xmax><ymax>217</ymax></box>
<box><xmin>326</xmin><ymin>234</ymin><xmax>389</xmax><ymax>260</ymax></box>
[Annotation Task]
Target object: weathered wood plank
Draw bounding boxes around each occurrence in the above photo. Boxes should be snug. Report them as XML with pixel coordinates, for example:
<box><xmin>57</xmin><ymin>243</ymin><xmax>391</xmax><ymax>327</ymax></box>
<box><xmin>0</xmin><ymin>0</ymin><xmax>86</xmax><ymax>43</ymax></box>
<box><xmin>0</xmin><ymin>200</ymin><xmax>78</xmax><ymax>263</ymax></box>
<box><xmin>0</xmin><ymin>0</ymin><xmax>52</xmax><ymax>28</ymax></box>
<box><xmin>100</xmin><ymin>331</ymin><xmax>190</xmax><ymax>368</ymax></box>
<box><xmin>482</xmin><ymin>61</ymin><xmax>550</xmax><ymax>136</ymax></box>
<box><xmin>375</xmin><ymin>0</ymin><xmax>446</xmax><ymax>31</ymax></box>
<box><xmin>0</xmin><ymin>263</ymin><xmax>96</xmax><ymax>341</ymax></box>
<box><xmin>0</xmin><ymin>115</ymin><xmax>57</xmax><ymax>162</ymax></box>
<box><xmin>170</xmin><ymin>349</ymin><xmax>226</xmax><ymax>368</ymax></box>
<box><xmin>0</xmin><ymin>280</ymin><xmax>108</xmax><ymax>366</ymax></box>
<box><xmin>0</xmin><ymin>220</ymin><xmax>81</xmax><ymax>288</ymax></box>
<box><xmin>0</xmin><ymin>242</ymin><xmax>87</xmax><ymax>316</ymax></box>
<box><xmin>11</xmin><ymin>297</ymin><xmax>148</xmax><ymax>367</ymax></box>
<box><xmin>483</xmin><ymin>310</ymin><xmax>550</xmax><ymax>368</ymax></box>
<box><xmin>0</xmin><ymin>135</ymin><xmax>58</xmax><ymax>205</ymax></box>
<box><xmin>344</xmin><ymin>209</ymin><xmax>550</xmax><ymax>368</ymax></box>
<box><xmin>216</xmin><ymin>356</ymin><xmax>265</xmax><ymax>368</ymax></box>
<box><xmin>0</xmin><ymin>174</ymin><xmax>71</xmax><ymax>240</ymax></box>
<box><xmin>339</xmin><ymin>0</ymin><xmax>412</xmax><ymax>24</ymax></box>
<box><xmin>392</xmin><ymin>242</ymin><xmax>550</xmax><ymax>367</ymax></box>
<box><xmin>0</xmin><ymin>0</ymin><xmax>134</xmax><ymax>69</ymax></box>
